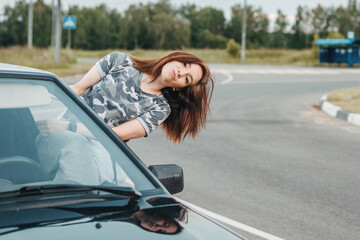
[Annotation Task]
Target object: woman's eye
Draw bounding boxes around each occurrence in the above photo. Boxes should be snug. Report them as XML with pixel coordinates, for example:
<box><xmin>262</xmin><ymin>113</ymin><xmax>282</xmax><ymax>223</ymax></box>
<box><xmin>185</xmin><ymin>77</ymin><xmax>189</xmax><ymax>83</ymax></box>
<box><xmin>183</xmin><ymin>62</ymin><xmax>186</xmax><ymax>67</ymax></box>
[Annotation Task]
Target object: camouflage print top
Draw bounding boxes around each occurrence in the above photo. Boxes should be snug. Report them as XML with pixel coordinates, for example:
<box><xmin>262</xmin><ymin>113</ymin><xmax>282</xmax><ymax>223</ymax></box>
<box><xmin>81</xmin><ymin>52</ymin><xmax>171</xmax><ymax>136</ymax></box>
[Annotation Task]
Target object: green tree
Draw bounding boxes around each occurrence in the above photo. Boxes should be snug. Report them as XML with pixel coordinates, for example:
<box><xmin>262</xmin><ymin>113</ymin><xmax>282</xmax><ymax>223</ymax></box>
<box><xmin>311</xmin><ymin>4</ymin><xmax>328</xmax><ymax>37</ymax></box>
<box><xmin>189</xmin><ymin>7</ymin><xmax>226</xmax><ymax>48</ymax></box>
<box><xmin>335</xmin><ymin>6</ymin><xmax>352</xmax><ymax>37</ymax></box>
<box><xmin>121</xmin><ymin>3</ymin><xmax>149</xmax><ymax>49</ymax></box>
<box><xmin>197</xmin><ymin>29</ymin><xmax>227</xmax><ymax>48</ymax></box>
<box><xmin>333</xmin><ymin>0</ymin><xmax>360</xmax><ymax>38</ymax></box>
<box><xmin>310</xmin><ymin>5</ymin><xmax>339</xmax><ymax>38</ymax></box>
<box><xmin>33</xmin><ymin>0</ymin><xmax>52</xmax><ymax>47</ymax></box>
<box><xmin>0</xmin><ymin>0</ymin><xmax>28</xmax><ymax>46</ymax></box>
<box><xmin>347</xmin><ymin>0</ymin><xmax>360</xmax><ymax>37</ymax></box>
<box><xmin>178</xmin><ymin>3</ymin><xmax>198</xmax><ymax>47</ymax></box>
<box><xmin>245</xmin><ymin>6</ymin><xmax>269</xmax><ymax>48</ymax></box>
<box><xmin>224</xmin><ymin>4</ymin><xmax>242</xmax><ymax>44</ymax></box>
<box><xmin>271</xmin><ymin>9</ymin><xmax>288</xmax><ymax>48</ymax></box>
<box><xmin>146</xmin><ymin>0</ymin><xmax>190</xmax><ymax>49</ymax></box>
<box><xmin>224</xmin><ymin>5</ymin><xmax>269</xmax><ymax>49</ymax></box>
<box><xmin>289</xmin><ymin>6</ymin><xmax>311</xmax><ymax>49</ymax></box>
<box><xmin>107</xmin><ymin>9</ymin><xmax>123</xmax><ymax>49</ymax></box>
<box><xmin>69</xmin><ymin>4</ymin><xmax>112</xmax><ymax>50</ymax></box>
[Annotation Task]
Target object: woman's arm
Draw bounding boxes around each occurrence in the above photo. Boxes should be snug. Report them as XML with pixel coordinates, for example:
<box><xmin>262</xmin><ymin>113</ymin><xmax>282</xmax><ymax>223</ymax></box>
<box><xmin>36</xmin><ymin>119</ymin><xmax>94</xmax><ymax>138</ymax></box>
<box><xmin>111</xmin><ymin>119</ymin><xmax>147</xmax><ymax>141</ymax></box>
<box><xmin>70</xmin><ymin>65</ymin><xmax>101</xmax><ymax>96</ymax></box>
<box><xmin>37</xmin><ymin>118</ymin><xmax>146</xmax><ymax>141</ymax></box>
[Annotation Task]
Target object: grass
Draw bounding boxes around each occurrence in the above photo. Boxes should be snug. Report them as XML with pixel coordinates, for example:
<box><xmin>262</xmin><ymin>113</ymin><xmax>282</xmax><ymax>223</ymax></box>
<box><xmin>1</xmin><ymin>46</ymin><xmax>320</xmax><ymax>77</ymax></box>
<box><xmin>0</xmin><ymin>46</ymin><xmax>92</xmax><ymax>77</ymax></box>
<box><xmin>327</xmin><ymin>87</ymin><xmax>360</xmax><ymax>114</ymax></box>
<box><xmin>73</xmin><ymin>48</ymin><xmax>319</xmax><ymax>66</ymax></box>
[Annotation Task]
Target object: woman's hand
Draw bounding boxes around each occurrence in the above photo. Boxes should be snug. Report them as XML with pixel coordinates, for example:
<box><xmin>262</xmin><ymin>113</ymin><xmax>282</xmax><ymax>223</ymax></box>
<box><xmin>69</xmin><ymin>84</ymin><xmax>84</xmax><ymax>96</ymax></box>
<box><xmin>36</xmin><ymin>119</ymin><xmax>69</xmax><ymax>136</ymax></box>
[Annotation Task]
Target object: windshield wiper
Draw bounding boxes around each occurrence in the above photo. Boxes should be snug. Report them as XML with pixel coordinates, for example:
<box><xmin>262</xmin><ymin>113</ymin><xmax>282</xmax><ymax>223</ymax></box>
<box><xmin>0</xmin><ymin>184</ymin><xmax>142</xmax><ymax>204</ymax></box>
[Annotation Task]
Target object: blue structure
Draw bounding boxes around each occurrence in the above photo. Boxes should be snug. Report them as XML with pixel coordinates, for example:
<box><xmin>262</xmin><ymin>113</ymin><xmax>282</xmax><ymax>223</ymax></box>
<box><xmin>315</xmin><ymin>31</ymin><xmax>360</xmax><ymax>67</ymax></box>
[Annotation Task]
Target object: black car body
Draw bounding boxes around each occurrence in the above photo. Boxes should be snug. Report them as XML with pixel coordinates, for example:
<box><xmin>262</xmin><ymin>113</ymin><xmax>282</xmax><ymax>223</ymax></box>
<box><xmin>0</xmin><ymin>63</ymin><xmax>246</xmax><ymax>240</ymax></box>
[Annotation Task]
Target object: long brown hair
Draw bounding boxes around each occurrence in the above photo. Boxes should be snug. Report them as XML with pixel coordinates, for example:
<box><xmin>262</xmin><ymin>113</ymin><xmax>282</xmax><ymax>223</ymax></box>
<box><xmin>130</xmin><ymin>51</ymin><xmax>214</xmax><ymax>144</ymax></box>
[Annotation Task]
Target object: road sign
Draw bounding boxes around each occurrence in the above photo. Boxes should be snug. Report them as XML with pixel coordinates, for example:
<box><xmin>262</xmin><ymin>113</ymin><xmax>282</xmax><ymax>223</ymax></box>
<box><xmin>63</xmin><ymin>16</ymin><xmax>76</xmax><ymax>30</ymax></box>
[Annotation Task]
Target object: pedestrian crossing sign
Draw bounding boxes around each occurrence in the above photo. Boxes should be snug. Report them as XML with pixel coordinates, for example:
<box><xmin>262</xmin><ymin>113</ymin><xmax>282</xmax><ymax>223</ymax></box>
<box><xmin>63</xmin><ymin>16</ymin><xmax>76</xmax><ymax>30</ymax></box>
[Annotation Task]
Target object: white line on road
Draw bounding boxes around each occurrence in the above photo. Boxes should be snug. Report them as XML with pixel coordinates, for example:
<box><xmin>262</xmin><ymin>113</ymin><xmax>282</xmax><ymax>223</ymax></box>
<box><xmin>217</xmin><ymin>69</ymin><xmax>234</xmax><ymax>85</ymax></box>
<box><xmin>177</xmin><ymin>198</ymin><xmax>286</xmax><ymax>240</ymax></box>
<box><xmin>211</xmin><ymin>68</ymin><xmax>358</xmax><ymax>75</ymax></box>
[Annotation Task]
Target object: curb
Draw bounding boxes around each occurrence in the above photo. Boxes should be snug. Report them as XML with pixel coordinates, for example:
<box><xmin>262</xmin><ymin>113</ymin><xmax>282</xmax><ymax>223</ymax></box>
<box><xmin>320</xmin><ymin>95</ymin><xmax>360</xmax><ymax>126</ymax></box>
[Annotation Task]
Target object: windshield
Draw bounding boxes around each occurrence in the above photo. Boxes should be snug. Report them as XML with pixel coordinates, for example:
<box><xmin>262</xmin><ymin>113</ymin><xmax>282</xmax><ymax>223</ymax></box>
<box><xmin>0</xmin><ymin>78</ymin><xmax>155</xmax><ymax>193</ymax></box>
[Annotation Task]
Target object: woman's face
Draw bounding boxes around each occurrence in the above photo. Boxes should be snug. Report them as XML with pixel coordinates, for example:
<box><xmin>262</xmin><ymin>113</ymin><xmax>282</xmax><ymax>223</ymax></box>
<box><xmin>161</xmin><ymin>61</ymin><xmax>203</xmax><ymax>89</ymax></box>
<box><xmin>140</xmin><ymin>218</ymin><xmax>178</xmax><ymax>234</ymax></box>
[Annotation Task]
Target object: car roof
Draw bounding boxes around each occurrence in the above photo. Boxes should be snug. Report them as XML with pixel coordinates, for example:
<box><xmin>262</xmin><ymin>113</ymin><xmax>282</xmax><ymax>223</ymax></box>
<box><xmin>0</xmin><ymin>63</ymin><xmax>52</xmax><ymax>75</ymax></box>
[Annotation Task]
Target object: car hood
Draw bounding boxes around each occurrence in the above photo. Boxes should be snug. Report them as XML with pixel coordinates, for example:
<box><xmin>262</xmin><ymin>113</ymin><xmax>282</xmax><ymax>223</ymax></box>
<box><xmin>0</xmin><ymin>205</ymin><xmax>244</xmax><ymax>240</ymax></box>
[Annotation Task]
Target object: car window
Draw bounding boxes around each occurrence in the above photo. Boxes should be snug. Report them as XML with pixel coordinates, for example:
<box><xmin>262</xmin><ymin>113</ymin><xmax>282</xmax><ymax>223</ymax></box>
<box><xmin>0</xmin><ymin>79</ymin><xmax>155</xmax><ymax>192</ymax></box>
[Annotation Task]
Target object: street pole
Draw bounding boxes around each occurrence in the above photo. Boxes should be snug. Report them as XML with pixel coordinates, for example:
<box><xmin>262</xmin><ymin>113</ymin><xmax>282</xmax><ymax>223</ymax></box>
<box><xmin>51</xmin><ymin>0</ymin><xmax>56</xmax><ymax>48</ymax></box>
<box><xmin>241</xmin><ymin>0</ymin><xmax>247</xmax><ymax>64</ymax></box>
<box><xmin>67</xmin><ymin>29</ymin><xmax>71</xmax><ymax>49</ymax></box>
<box><xmin>54</xmin><ymin>0</ymin><xmax>61</xmax><ymax>64</ymax></box>
<box><xmin>27</xmin><ymin>0</ymin><xmax>33</xmax><ymax>49</ymax></box>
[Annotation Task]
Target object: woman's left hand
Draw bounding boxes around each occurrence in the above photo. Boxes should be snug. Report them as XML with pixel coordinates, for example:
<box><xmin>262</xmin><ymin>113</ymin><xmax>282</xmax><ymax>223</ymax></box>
<box><xmin>36</xmin><ymin>119</ymin><xmax>69</xmax><ymax>136</ymax></box>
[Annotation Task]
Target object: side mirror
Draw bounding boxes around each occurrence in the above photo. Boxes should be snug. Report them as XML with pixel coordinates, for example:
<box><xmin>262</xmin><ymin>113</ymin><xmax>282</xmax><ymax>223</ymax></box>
<box><xmin>148</xmin><ymin>164</ymin><xmax>184</xmax><ymax>195</ymax></box>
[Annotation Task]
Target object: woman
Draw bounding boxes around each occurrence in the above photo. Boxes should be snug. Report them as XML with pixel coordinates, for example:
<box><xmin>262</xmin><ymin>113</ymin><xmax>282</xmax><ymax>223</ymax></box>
<box><xmin>70</xmin><ymin>51</ymin><xmax>214</xmax><ymax>143</ymax></box>
<box><xmin>35</xmin><ymin>51</ymin><xmax>213</xmax><ymax>184</ymax></box>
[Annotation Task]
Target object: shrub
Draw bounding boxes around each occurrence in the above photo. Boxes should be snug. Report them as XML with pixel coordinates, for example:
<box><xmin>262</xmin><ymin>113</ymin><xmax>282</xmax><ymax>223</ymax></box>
<box><xmin>197</xmin><ymin>30</ymin><xmax>227</xmax><ymax>49</ymax></box>
<box><xmin>327</xmin><ymin>32</ymin><xmax>345</xmax><ymax>39</ymax></box>
<box><xmin>226</xmin><ymin>39</ymin><xmax>241</xmax><ymax>58</ymax></box>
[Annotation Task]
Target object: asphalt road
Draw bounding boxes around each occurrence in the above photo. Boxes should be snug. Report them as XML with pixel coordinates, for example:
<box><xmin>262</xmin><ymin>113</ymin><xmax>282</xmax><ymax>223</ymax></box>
<box><xmin>126</xmin><ymin>65</ymin><xmax>360</xmax><ymax>240</ymax></box>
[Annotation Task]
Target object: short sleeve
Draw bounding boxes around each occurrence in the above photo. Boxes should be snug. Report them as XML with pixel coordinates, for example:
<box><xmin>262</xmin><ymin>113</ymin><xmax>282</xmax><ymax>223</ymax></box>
<box><xmin>136</xmin><ymin>103</ymin><xmax>171</xmax><ymax>136</ymax></box>
<box><xmin>95</xmin><ymin>52</ymin><xmax>131</xmax><ymax>78</ymax></box>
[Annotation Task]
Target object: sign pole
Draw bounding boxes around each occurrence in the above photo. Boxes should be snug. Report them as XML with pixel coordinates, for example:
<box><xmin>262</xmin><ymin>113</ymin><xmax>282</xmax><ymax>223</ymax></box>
<box><xmin>63</xmin><ymin>15</ymin><xmax>77</xmax><ymax>49</ymax></box>
<box><xmin>67</xmin><ymin>29</ymin><xmax>71</xmax><ymax>49</ymax></box>
<box><xmin>241</xmin><ymin>0</ymin><xmax>247</xmax><ymax>64</ymax></box>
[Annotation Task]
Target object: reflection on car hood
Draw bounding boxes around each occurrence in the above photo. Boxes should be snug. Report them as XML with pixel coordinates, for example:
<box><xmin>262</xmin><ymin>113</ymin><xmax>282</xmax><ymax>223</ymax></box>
<box><xmin>0</xmin><ymin>205</ymin><xmax>244</xmax><ymax>240</ymax></box>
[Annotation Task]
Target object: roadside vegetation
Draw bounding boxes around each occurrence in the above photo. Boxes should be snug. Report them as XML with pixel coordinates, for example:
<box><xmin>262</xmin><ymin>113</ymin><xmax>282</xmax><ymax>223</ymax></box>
<box><xmin>0</xmin><ymin>46</ymin><xmax>318</xmax><ymax>77</ymax></box>
<box><xmin>327</xmin><ymin>87</ymin><xmax>360</xmax><ymax>114</ymax></box>
<box><xmin>75</xmin><ymin>48</ymin><xmax>318</xmax><ymax>66</ymax></box>
<box><xmin>0</xmin><ymin>46</ymin><xmax>92</xmax><ymax>76</ymax></box>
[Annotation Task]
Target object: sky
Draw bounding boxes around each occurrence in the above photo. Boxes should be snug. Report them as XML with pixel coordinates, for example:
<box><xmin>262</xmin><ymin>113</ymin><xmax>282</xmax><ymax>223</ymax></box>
<box><xmin>0</xmin><ymin>0</ymin><xmax>348</xmax><ymax>21</ymax></box>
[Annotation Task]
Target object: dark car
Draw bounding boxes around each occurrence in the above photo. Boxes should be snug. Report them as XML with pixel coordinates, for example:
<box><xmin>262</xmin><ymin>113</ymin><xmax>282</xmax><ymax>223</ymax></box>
<box><xmin>0</xmin><ymin>63</ymin><xmax>246</xmax><ymax>240</ymax></box>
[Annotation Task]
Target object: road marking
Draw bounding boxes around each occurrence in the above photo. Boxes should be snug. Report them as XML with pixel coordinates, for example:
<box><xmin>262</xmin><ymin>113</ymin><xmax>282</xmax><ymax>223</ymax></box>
<box><xmin>177</xmin><ymin>198</ymin><xmax>286</xmax><ymax>240</ymax></box>
<box><xmin>211</xmin><ymin>68</ymin><xmax>360</xmax><ymax>75</ymax></box>
<box><xmin>217</xmin><ymin>69</ymin><xmax>234</xmax><ymax>85</ymax></box>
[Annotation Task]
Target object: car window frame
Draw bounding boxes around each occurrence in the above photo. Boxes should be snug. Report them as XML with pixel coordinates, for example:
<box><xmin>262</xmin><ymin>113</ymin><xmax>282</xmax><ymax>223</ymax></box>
<box><xmin>0</xmin><ymin>70</ymin><xmax>166</xmax><ymax>196</ymax></box>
